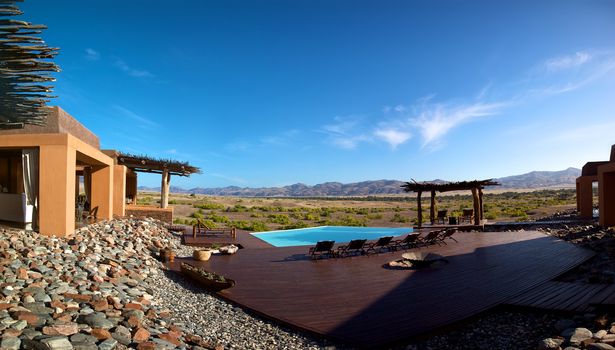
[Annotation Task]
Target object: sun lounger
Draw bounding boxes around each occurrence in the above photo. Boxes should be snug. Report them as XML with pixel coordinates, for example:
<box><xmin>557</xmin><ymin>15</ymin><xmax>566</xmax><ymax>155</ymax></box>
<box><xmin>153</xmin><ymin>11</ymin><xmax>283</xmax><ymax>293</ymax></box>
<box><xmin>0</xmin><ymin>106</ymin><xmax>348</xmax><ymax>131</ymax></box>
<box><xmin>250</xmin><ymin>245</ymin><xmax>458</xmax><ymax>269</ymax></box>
<box><xmin>193</xmin><ymin>219</ymin><xmax>237</xmax><ymax>238</ymax></box>
<box><xmin>420</xmin><ymin>230</ymin><xmax>444</xmax><ymax>246</ymax></box>
<box><xmin>365</xmin><ymin>236</ymin><xmax>394</xmax><ymax>255</ymax></box>
<box><xmin>392</xmin><ymin>233</ymin><xmax>421</xmax><ymax>250</ymax></box>
<box><xmin>336</xmin><ymin>239</ymin><xmax>367</xmax><ymax>257</ymax></box>
<box><xmin>437</xmin><ymin>228</ymin><xmax>458</xmax><ymax>244</ymax></box>
<box><xmin>309</xmin><ymin>240</ymin><xmax>335</xmax><ymax>259</ymax></box>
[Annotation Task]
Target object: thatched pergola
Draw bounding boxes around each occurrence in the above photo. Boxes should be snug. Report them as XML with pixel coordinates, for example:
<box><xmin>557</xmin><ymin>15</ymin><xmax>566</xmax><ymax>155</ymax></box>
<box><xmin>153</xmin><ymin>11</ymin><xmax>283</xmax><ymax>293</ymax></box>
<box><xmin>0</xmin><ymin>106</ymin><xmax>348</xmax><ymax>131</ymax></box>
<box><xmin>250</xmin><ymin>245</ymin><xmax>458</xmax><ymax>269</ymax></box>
<box><xmin>0</xmin><ymin>0</ymin><xmax>60</xmax><ymax>128</ymax></box>
<box><xmin>111</xmin><ymin>152</ymin><xmax>201</xmax><ymax>209</ymax></box>
<box><xmin>402</xmin><ymin>179</ymin><xmax>500</xmax><ymax>228</ymax></box>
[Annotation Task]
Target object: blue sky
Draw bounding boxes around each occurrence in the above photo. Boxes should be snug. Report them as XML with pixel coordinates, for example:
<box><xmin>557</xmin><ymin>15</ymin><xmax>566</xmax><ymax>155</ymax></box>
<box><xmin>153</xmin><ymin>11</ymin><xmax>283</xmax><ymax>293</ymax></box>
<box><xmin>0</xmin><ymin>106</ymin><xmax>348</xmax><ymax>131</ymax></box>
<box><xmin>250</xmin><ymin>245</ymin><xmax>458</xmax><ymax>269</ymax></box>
<box><xmin>20</xmin><ymin>0</ymin><xmax>615</xmax><ymax>188</ymax></box>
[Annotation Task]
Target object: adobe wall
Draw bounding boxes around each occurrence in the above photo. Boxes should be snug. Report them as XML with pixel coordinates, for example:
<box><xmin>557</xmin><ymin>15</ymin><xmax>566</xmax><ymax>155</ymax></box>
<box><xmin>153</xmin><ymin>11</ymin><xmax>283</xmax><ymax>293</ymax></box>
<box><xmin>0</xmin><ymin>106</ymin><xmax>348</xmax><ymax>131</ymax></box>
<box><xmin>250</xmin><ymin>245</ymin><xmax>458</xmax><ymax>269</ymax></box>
<box><xmin>0</xmin><ymin>106</ymin><xmax>100</xmax><ymax>149</ymax></box>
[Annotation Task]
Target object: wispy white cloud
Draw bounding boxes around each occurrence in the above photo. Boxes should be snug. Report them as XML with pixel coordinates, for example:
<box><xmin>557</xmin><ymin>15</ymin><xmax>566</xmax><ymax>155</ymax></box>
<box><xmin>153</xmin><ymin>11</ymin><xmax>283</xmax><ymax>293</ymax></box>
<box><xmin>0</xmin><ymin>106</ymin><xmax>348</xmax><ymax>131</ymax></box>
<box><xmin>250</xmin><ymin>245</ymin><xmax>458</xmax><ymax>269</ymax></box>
<box><xmin>85</xmin><ymin>48</ymin><xmax>100</xmax><ymax>61</ymax></box>
<box><xmin>259</xmin><ymin>129</ymin><xmax>299</xmax><ymax>146</ymax></box>
<box><xmin>382</xmin><ymin>105</ymin><xmax>392</xmax><ymax>113</ymax></box>
<box><xmin>411</xmin><ymin>102</ymin><xmax>505</xmax><ymax>148</ymax></box>
<box><xmin>115</xmin><ymin>59</ymin><xmax>154</xmax><ymax>78</ymax></box>
<box><xmin>530</xmin><ymin>55</ymin><xmax>615</xmax><ymax>97</ymax></box>
<box><xmin>319</xmin><ymin>116</ymin><xmax>371</xmax><ymax>150</ymax></box>
<box><xmin>374</xmin><ymin>128</ymin><xmax>412</xmax><ymax>149</ymax></box>
<box><xmin>112</xmin><ymin>105</ymin><xmax>159</xmax><ymax>129</ymax></box>
<box><xmin>225</xmin><ymin>140</ymin><xmax>252</xmax><ymax>152</ymax></box>
<box><xmin>545</xmin><ymin>51</ymin><xmax>591</xmax><ymax>72</ymax></box>
<box><xmin>394</xmin><ymin>104</ymin><xmax>407</xmax><ymax>112</ymax></box>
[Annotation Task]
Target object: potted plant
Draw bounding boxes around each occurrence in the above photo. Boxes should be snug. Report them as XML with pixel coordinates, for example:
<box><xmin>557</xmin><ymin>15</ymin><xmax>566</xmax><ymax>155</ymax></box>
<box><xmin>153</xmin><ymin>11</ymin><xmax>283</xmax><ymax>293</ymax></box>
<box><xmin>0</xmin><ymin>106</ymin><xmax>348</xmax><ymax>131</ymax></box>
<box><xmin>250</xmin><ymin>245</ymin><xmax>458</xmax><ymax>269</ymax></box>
<box><xmin>160</xmin><ymin>248</ymin><xmax>176</xmax><ymax>262</ymax></box>
<box><xmin>180</xmin><ymin>262</ymin><xmax>235</xmax><ymax>291</ymax></box>
<box><xmin>193</xmin><ymin>249</ymin><xmax>212</xmax><ymax>261</ymax></box>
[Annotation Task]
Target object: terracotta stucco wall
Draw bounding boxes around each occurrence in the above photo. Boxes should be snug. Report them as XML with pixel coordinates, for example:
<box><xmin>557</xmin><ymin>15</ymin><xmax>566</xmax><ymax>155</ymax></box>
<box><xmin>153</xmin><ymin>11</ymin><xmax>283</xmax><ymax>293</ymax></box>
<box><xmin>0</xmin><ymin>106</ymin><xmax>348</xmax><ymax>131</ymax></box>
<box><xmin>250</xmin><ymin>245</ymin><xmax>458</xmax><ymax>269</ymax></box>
<box><xmin>113</xmin><ymin>165</ymin><xmax>127</xmax><ymax>218</ymax></box>
<box><xmin>576</xmin><ymin>176</ymin><xmax>596</xmax><ymax>219</ymax></box>
<box><xmin>0</xmin><ymin>107</ymin><xmax>100</xmax><ymax>149</ymax></box>
<box><xmin>0</xmin><ymin>133</ymin><xmax>114</xmax><ymax>236</ymax></box>
<box><xmin>599</xmin><ymin>162</ymin><xmax>615</xmax><ymax>227</ymax></box>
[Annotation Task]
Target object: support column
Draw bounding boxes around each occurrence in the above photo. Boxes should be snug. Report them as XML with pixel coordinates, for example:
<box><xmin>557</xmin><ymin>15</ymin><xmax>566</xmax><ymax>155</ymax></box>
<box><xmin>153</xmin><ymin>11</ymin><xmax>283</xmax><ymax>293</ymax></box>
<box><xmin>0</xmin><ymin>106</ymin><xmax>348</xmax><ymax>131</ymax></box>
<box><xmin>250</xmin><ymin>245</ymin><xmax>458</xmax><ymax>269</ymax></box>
<box><xmin>478</xmin><ymin>188</ymin><xmax>484</xmax><ymax>222</ymax></box>
<box><xmin>471</xmin><ymin>187</ymin><xmax>480</xmax><ymax>226</ymax></box>
<box><xmin>577</xmin><ymin>176</ymin><xmax>595</xmax><ymax>219</ymax></box>
<box><xmin>161</xmin><ymin>168</ymin><xmax>170</xmax><ymax>209</ymax></box>
<box><xmin>39</xmin><ymin>145</ymin><xmax>75</xmax><ymax>236</ymax></box>
<box><xmin>416</xmin><ymin>191</ymin><xmax>423</xmax><ymax>229</ymax></box>
<box><xmin>430</xmin><ymin>190</ymin><xmax>436</xmax><ymax>224</ymax></box>
<box><xmin>112</xmin><ymin>165</ymin><xmax>126</xmax><ymax>217</ymax></box>
<box><xmin>91</xmin><ymin>165</ymin><xmax>113</xmax><ymax>220</ymax></box>
<box><xmin>599</xmin><ymin>164</ymin><xmax>615</xmax><ymax>227</ymax></box>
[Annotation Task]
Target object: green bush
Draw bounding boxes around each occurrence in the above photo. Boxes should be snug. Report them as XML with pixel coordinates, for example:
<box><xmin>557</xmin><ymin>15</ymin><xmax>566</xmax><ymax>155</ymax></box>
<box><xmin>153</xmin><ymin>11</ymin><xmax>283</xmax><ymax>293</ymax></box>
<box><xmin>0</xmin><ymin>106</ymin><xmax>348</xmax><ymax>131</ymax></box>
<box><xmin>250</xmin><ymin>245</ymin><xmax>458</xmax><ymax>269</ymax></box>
<box><xmin>390</xmin><ymin>213</ymin><xmax>410</xmax><ymax>223</ymax></box>
<box><xmin>207</xmin><ymin>213</ymin><xmax>231</xmax><ymax>224</ymax></box>
<box><xmin>267</xmin><ymin>213</ymin><xmax>291</xmax><ymax>225</ymax></box>
<box><xmin>284</xmin><ymin>221</ymin><xmax>310</xmax><ymax>229</ymax></box>
<box><xmin>194</xmin><ymin>202</ymin><xmax>225</xmax><ymax>210</ymax></box>
<box><xmin>232</xmin><ymin>220</ymin><xmax>269</xmax><ymax>232</ymax></box>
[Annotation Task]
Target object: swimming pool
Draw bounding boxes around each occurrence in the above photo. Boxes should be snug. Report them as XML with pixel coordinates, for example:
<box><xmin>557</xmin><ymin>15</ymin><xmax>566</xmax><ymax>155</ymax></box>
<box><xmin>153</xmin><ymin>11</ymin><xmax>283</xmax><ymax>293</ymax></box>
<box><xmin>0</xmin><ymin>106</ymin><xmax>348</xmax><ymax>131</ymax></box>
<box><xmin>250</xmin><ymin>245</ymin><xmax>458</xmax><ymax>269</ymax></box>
<box><xmin>252</xmin><ymin>226</ymin><xmax>412</xmax><ymax>247</ymax></box>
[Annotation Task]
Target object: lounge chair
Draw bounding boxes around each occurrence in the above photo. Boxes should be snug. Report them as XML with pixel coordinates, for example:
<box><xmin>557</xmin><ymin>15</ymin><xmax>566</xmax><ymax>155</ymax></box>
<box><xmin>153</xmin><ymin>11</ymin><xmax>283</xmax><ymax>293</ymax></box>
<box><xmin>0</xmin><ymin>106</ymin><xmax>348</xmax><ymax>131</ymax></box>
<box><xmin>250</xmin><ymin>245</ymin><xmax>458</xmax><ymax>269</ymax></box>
<box><xmin>460</xmin><ymin>208</ymin><xmax>474</xmax><ymax>224</ymax></box>
<box><xmin>336</xmin><ymin>239</ymin><xmax>367</xmax><ymax>257</ymax></box>
<box><xmin>193</xmin><ymin>219</ymin><xmax>237</xmax><ymax>238</ymax></box>
<box><xmin>308</xmin><ymin>240</ymin><xmax>335</xmax><ymax>259</ymax></box>
<box><xmin>392</xmin><ymin>233</ymin><xmax>421</xmax><ymax>251</ymax></box>
<box><xmin>420</xmin><ymin>230</ymin><xmax>444</xmax><ymax>246</ymax></box>
<box><xmin>365</xmin><ymin>236</ymin><xmax>394</xmax><ymax>255</ymax></box>
<box><xmin>436</xmin><ymin>209</ymin><xmax>448</xmax><ymax>224</ymax></box>
<box><xmin>437</xmin><ymin>228</ymin><xmax>458</xmax><ymax>244</ymax></box>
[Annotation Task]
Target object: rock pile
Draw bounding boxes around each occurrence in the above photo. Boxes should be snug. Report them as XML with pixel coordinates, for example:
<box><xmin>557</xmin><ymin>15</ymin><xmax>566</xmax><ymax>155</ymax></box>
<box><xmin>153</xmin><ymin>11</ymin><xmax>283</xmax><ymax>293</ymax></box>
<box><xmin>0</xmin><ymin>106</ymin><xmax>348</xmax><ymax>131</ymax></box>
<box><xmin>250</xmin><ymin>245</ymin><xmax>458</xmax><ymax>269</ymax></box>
<box><xmin>538</xmin><ymin>315</ymin><xmax>615</xmax><ymax>350</ymax></box>
<box><xmin>0</xmin><ymin>218</ymin><xmax>221</xmax><ymax>350</ymax></box>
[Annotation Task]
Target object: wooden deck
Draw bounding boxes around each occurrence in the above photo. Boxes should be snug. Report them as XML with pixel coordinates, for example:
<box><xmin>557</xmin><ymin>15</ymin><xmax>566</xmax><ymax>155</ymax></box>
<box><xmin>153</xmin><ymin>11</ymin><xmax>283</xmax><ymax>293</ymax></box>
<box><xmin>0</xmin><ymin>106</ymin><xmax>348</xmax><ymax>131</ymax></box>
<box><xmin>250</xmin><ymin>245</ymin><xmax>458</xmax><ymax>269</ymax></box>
<box><xmin>169</xmin><ymin>231</ymin><xmax>594</xmax><ymax>347</ymax></box>
<box><xmin>506</xmin><ymin>281</ymin><xmax>615</xmax><ymax>312</ymax></box>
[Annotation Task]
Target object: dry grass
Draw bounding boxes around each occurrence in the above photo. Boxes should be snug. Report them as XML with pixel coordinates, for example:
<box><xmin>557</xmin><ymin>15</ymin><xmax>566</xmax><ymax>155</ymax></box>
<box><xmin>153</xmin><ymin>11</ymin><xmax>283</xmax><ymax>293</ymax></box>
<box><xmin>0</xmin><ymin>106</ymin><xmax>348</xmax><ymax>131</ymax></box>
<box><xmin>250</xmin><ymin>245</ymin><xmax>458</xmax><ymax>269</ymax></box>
<box><xmin>136</xmin><ymin>188</ymin><xmax>578</xmax><ymax>231</ymax></box>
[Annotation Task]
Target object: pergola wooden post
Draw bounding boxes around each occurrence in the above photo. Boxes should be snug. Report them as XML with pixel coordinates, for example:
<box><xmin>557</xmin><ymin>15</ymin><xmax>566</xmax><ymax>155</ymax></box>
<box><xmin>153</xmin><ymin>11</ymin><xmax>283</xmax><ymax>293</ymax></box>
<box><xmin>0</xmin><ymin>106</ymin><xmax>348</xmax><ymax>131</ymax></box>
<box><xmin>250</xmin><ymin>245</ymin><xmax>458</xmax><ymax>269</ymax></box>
<box><xmin>402</xmin><ymin>179</ymin><xmax>499</xmax><ymax>228</ymax></box>
<box><xmin>160</xmin><ymin>168</ymin><xmax>171</xmax><ymax>209</ymax></box>
<box><xmin>478</xmin><ymin>188</ymin><xmax>484</xmax><ymax>222</ymax></box>
<box><xmin>416</xmin><ymin>191</ymin><xmax>423</xmax><ymax>228</ymax></box>
<box><xmin>430</xmin><ymin>190</ymin><xmax>436</xmax><ymax>224</ymax></box>
<box><xmin>108</xmin><ymin>152</ymin><xmax>201</xmax><ymax>210</ymax></box>
<box><xmin>471</xmin><ymin>187</ymin><xmax>480</xmax><ymax>225</ymax></box>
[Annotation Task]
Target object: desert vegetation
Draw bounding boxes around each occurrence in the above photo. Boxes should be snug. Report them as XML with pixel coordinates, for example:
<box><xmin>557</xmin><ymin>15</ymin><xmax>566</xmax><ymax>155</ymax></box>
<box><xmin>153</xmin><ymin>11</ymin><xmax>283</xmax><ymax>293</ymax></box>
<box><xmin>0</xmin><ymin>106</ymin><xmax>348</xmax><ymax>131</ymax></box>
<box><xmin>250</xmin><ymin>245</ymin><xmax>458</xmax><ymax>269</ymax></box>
<box><xmin>133</xmin><ymin>189</ymin><xmax>579</xmax><ymax>232</ymax></box>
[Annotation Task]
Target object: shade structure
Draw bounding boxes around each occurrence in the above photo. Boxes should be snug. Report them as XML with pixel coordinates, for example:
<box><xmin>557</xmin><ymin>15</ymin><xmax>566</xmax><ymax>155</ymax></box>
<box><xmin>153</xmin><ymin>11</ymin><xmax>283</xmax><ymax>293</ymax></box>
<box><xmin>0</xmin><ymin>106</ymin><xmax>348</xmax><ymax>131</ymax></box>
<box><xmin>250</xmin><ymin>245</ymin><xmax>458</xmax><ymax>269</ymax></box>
<box><xmin>402</xmin><ymin>179</ymin><xmax>500</xmax><ymax>227</ymax></box>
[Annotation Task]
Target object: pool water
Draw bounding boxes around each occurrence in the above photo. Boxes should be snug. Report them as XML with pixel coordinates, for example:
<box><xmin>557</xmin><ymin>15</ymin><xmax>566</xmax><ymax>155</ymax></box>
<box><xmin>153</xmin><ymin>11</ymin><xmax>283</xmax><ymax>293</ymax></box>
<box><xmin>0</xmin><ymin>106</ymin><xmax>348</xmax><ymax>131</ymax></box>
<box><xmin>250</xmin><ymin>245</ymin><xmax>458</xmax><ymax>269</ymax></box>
<box><xmin>252</xmin><ymin>226</ymin><xmax>412</xmax><ymax>247</ymax></box>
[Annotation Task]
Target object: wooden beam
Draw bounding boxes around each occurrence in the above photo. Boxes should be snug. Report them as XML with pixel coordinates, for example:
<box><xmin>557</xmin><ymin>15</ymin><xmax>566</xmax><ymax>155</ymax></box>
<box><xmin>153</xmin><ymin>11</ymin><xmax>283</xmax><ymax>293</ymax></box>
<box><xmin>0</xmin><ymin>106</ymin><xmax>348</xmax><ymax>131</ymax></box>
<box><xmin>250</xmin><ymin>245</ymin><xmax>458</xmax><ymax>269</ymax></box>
<box><xmin>417</xmin><ymin>191</ymin><xmax>423</xmax><ymax>229</ymax></box>
<box><xmin>472</xmin><ymin>187</ymin><xmax>480</xmax><ymax>225</ymax></box>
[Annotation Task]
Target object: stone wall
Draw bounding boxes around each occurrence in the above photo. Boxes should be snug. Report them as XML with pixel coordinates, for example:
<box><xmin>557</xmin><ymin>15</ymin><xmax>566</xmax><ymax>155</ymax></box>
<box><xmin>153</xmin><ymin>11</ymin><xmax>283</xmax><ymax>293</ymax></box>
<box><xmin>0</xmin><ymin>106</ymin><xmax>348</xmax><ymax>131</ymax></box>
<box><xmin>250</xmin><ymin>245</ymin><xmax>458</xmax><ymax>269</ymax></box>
<box><xmin>125</xmin><ymin>205</ymin><xmax>173</xmax><ymax>224</ymax></box>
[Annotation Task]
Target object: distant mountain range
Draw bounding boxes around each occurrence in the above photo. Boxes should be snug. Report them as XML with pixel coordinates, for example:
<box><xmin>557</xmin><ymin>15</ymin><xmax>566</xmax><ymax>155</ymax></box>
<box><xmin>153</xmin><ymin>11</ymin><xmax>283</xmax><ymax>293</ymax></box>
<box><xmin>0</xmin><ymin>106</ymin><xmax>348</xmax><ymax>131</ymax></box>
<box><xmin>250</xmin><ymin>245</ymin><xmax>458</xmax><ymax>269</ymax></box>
<box><xmin>139</xmin><ymin>167</ymin><xmax>580</xmax><ymax>197</ymax></box>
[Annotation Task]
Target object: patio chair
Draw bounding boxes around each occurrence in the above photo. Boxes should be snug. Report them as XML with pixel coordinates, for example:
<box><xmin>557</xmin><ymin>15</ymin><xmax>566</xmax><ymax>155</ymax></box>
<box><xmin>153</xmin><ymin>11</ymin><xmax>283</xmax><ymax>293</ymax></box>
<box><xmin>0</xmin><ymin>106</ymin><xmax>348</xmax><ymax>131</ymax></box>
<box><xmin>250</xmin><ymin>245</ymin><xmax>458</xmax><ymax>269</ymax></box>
<box><xmin>365</xmin><ymin>236</ymin><xmax>394</xmax><ymax>255</ymax></box>
<box><xmin>420</xmin><ymin>230</ymin><xmax>444</xmax><ymax>246</ymax></box>
<box><xmin>460</xmin><ymin>208</ymin><xmax>474</xmax><ymax>224</ymax></box>
<box><xmin>336</xmin><ymin>239</ymin><xmax>367</xmax><ymax>257</ymax></box>
<box><xmin>392</xmin><ymin>233</ymin><xmax>421</xmax><ymax>251</ymax></box>
<box><xmin>436</xmin><ymin>209</ymin><xmax>448</xmax><ymax>224</ymax></box>
<box><xmin>436</xmin><ymin>228</ymin><xmax>458</xmax><ymax>245</ymax></box>
<box><xmin>308</xmin><ymin>240</ymin><xmax>335</xmax><ymax>259</ymax></box>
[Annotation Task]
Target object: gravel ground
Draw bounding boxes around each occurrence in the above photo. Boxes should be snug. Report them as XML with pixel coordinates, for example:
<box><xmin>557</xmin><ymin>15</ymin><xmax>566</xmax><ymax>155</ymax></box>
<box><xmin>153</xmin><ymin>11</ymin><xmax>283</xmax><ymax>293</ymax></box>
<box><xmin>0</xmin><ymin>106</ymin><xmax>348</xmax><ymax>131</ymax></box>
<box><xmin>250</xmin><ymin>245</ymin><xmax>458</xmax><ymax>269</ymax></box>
<box><xmin>148</xmin><ymin>268</ymin><xmax>329</xmax><ymax>350</ymax></box>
